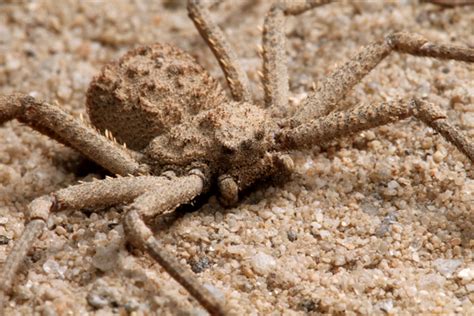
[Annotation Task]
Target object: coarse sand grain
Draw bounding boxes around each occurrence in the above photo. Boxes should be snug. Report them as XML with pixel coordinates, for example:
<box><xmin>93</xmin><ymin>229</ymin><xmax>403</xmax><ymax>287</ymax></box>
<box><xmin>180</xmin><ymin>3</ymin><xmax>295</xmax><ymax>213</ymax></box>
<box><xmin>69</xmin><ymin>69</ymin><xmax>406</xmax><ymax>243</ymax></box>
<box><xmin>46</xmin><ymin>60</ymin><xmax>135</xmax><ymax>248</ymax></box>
<box><xmin>0</xmin><ymin>1</ymin><xmax>473</xmax><ymax>315</ymax></box>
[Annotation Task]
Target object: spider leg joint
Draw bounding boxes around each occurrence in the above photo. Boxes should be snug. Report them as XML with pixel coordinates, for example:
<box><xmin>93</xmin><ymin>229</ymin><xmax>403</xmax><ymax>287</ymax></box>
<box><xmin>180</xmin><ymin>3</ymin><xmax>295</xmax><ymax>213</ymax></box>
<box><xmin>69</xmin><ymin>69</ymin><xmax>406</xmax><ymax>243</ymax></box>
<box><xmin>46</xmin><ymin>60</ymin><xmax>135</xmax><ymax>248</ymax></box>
<box><xmin>28</xmin><ymin>196</ymin><xmax>56</xmax><ymax>221</ymax></box>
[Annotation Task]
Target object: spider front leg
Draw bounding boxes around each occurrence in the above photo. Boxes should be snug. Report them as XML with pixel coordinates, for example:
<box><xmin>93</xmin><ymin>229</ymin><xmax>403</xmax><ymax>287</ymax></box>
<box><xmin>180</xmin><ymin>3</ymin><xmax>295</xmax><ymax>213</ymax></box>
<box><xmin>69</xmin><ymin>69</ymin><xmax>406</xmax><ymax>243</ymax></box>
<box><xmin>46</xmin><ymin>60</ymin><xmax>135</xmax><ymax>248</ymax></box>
<box><xmin>275</xmin><ymin>97</ymin><xmax>474</xmax><ymax>163</ymax></box>
<box><xmin>123</xmin><ymin>169</ymin><xmax>226</xmax><ymax>316</ymax></box>
<box><xmin>288</xmin><ymin>32</ymin><xmax>474</xmax><ymax>127</ymax></box>
<box><xmin>187</xmin><ymin>0</ymin><xmax>251</xmax><ymax>102</ymax></box>
<box><xmin>0</xmin><ymin>176</ymin><xmax>168</xmax><ymax>314</ymax></box>
<box><xmin>0</xmin><ymin>94</ymin><xmax>148</xmax><ymax>176</ymax></box>
<box><xmin>422</xmin><ymin>0</ymin><xmax>474</xmax><ymax>7</ymax></box>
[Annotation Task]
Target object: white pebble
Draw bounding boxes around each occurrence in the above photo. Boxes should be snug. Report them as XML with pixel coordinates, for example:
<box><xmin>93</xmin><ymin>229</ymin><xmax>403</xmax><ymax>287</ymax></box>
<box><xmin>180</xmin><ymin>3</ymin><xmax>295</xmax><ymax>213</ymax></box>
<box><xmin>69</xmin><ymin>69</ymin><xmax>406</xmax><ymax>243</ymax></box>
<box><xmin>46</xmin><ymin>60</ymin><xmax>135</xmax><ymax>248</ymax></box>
<box><xmin>203</xmin><ymin>283</ymin><xmax>224</xmax><ymax>301</ymax></box>
<box><xmin>378</xmin><ymin>300</ymin><xmax>394</xmax><ymax>313</ymax></box>
<box><xmin>251</xmin><ymin>252</ymin><xmax>276</xmax><ymax>275</ymax></box>
<box><xmin>433</xmin><ymin>259</ymin><xmax>462</xmax><ymax>277</ymax></box>
<box><xmin>387</xmin><ymin>180</ymin><xmax>399</xmax><ymax>190</ymax></box>
<box><xmin>87</xmin><ymin>292</ymin><xmax>109</xmax><ymax>309</ymax></box>
<box><xmin>42</xmin><ymin>259</ymin><xmax>67</xmax><ymax>279</ymax></box>
<box><xmin>57</xmin><ymin>84</ymin><xmax>72</xmax><ymax>100</ymax></box>
<box><xmin>92</xmin><ymin>244</ymin><xmax>120</xmax><ymax>272</ymax></box>
<box><xmin>458</xmin><ymin>268</ymin><xmax>474</xmax><ymax>282</ymax></box>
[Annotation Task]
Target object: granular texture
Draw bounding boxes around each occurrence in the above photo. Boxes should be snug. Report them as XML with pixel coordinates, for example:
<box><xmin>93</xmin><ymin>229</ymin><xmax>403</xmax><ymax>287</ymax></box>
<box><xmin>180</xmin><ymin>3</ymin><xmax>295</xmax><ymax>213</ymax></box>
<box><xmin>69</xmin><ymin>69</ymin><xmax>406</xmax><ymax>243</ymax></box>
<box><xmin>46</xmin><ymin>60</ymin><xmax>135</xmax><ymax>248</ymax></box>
<box><xmin>0</xmin><ymin>1</ymin><xmax>473</xmax><ymax>315</ymax></box>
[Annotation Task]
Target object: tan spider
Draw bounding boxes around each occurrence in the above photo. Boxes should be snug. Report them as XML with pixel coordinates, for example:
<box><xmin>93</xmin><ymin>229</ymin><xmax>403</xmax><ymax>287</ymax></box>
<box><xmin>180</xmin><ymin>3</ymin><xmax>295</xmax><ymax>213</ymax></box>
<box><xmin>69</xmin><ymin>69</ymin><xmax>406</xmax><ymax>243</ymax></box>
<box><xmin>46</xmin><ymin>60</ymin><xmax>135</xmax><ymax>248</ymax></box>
<box><xmin>1</xmin><ymin>0</ymin><xmax>473</xmax><ymax>315</ymax></box>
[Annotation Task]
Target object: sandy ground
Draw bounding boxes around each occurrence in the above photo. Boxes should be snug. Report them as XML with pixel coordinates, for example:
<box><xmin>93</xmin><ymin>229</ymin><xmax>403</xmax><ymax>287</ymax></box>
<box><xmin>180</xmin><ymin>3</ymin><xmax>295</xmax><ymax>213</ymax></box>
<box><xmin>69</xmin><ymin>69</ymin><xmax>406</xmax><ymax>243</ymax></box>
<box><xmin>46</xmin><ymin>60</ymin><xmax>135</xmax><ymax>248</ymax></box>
<box><xmin>0</xmin><ymin>0</ymin><xmax>473</xmax><ymax>315</ymax></box>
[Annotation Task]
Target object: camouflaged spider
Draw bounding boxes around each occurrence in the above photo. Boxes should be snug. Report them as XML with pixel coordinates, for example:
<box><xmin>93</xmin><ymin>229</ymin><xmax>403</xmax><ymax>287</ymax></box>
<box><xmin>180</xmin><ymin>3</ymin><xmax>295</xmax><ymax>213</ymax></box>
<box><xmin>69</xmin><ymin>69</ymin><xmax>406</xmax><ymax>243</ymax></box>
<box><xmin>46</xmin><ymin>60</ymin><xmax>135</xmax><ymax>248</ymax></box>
<box><xmin>1</xmin><ymin>0</ymin><xmax>473</xmax><ymax>315</ymax></box>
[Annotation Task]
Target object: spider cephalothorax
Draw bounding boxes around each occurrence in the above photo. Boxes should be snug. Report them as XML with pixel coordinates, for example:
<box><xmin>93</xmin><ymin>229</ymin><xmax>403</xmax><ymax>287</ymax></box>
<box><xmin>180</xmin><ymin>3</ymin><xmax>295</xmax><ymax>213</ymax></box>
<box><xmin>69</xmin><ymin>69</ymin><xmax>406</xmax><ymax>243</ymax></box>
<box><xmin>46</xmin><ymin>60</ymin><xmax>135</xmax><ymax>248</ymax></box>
<box><xmin>0</xmin><ymin>1</ymin><xmax>473</xmax><ymax>315</ymax></box>
<box><xmin>143</xmin><ymin>101</ymin><xmax>289</xmax><ymax>189</ymax></box>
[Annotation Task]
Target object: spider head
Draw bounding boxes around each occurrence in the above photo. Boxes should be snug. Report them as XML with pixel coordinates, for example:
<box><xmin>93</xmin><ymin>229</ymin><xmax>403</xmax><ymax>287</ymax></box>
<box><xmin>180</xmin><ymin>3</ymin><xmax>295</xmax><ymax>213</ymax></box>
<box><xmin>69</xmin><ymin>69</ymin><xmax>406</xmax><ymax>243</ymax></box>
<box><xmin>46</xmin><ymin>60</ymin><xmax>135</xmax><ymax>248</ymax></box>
<box><xmin>143</xmin><ymin>101</ymin><xmax>292</xmax><ymax>199</ymax></box>
<box><xmin>211</xmin><ymin>102</ymin><xmax>269</xmax><ymax>166</ymax></box>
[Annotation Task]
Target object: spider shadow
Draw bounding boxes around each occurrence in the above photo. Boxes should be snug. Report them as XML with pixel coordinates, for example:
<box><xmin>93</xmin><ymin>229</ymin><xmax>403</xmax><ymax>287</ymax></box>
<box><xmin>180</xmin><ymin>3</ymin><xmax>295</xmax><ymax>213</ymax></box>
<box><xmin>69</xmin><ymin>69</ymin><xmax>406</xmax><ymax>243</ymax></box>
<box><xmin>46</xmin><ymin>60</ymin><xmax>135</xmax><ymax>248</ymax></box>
<box><xmin>146</xmin><ymin>192</ymin><xmax>216</xmax><ymax>235</ymax></box>
<box><xmin>144</xmin><ymin>176</ymin><xmax>282</xmax><ymax>235</ymax></box>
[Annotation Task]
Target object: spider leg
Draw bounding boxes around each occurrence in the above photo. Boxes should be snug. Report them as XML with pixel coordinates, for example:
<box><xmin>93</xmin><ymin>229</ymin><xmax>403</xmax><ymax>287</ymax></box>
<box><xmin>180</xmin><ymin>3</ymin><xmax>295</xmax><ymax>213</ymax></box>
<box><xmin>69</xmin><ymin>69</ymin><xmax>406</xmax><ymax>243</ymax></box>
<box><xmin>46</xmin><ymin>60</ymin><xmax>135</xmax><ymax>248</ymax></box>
<box><xmin>422</xmin><ymin>0</ymin><xmax>474</xmax><ymax>7</ymax></box>
<box><xmin>275</xmin><ymin>97</ymin><xmax>474</xmax><ymax>163</ymax></box>
<box><xmin>261</xmin><ymin>1</ymin><xmax>332</xmax><ymax>117</ymax></box>
<box><xmin>0</xmin><ymin>175</ymin><xmax>169</xmax><ymax>314</ymax></box>
<box><xmin>287</xmin><ymin>32</ymin><xmax>474</xmax><ymax>127</ymax></box>
<box><xmin>187</xmin><ymin>0</ymin><xmax>251</xmax><ymax>102</ymax></box>
<box><xmin>123</xmin><ymin>169</ymin><xmax>226</xmax><ymax>316</ymax></box>
<box><xmin>0</xmin><ymin>94</ymin><xmax>148</xmax><ymax>176</ymax></box>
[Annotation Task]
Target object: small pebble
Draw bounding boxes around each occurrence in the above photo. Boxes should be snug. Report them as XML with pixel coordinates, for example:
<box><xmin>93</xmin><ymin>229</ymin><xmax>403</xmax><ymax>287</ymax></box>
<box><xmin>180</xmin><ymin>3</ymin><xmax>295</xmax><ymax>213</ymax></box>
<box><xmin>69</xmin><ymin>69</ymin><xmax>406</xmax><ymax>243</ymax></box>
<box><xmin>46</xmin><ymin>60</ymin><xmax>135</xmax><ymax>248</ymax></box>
<box><xmin>87</xmin><ymin>292</ymin><xmax>110</xmax><ymax>309</ymax></box>
<box><xmin>458</xmin><ymin>268</ymin><xmax>474</xmax><ymax>283</ymax></box>
<box><xmin>87</xmin><ymin>281</ymin><xmax>119</xmax><ymax>309</ymax></box>
<box><xmin>0</xmin><ymin>235</ymin><xmax>10</xmax><ymax>245</ymax></box>
<box><xmin>433</xmin><ymin>259</ymin><xmax>462</xmax><ymax>277</ymax></box>
<box><xmin>124</xmin><ymin>299</ymin><xmax>140</xmax><ymax>312</ymax></box>
<box><xmin>461</xmin><ymin>113</ymin><xmax>474</xmax><ymax>128</ymax></box>
<box><xmin>203</xmin><ymin>283</ymin><xmax>224</xmax><ymax>301</ymax></box>
<box><xmin>378</xmin><ymin>300</ymin><xmax>394</xmax><ymax>313</ymax></box>
<box><xmin>251</xmin><ymin>252</ymin><xmax>276</xmax><ymax>275</ymax></box>
<box><xmin>55</xmin><ymin>225</ymin><xmax>67</xmax><ymax>236</ymax></box>
<box><xmin>298</xmin><ymin>299</ymin><xmax>317</xmax><ymax>312</ymax></box>
<box><xmin>287</xmin><ymin>230</ymin><xmax>298</xmax><ymax>242</ymax></box>
<box><xmin>433</xmin><ymin>151</ymin><xmax>444</xmax><ymax>163</ymax></box>
<box><xmin>190</xmin><ymin>256</ymin><xmax>210</xmax><ymax>273</ymax></box>
<box><xmin>42</xmin><ymin>259</ymin><xmax>67</xmax><ymax>278</ymax></box>
<box><xmin>91</xmin><ymin>244</ymin><xmax>120</xmax><ymax>272</ymax></box>
<box><xmin>450</xmin><ymin>238</ymin><xmax>462</xmax><ymax>246</ymax></box>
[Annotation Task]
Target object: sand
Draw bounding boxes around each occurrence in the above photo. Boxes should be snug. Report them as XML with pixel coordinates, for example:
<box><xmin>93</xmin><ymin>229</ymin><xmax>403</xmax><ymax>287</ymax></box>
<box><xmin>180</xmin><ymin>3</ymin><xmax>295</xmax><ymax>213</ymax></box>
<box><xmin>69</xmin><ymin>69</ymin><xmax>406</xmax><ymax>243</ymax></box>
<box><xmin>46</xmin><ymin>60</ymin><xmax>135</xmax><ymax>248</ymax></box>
<box><xmin>0</xmin><ymin>0</ymin><xmax>473</xmax><ymax>315</ymax></box>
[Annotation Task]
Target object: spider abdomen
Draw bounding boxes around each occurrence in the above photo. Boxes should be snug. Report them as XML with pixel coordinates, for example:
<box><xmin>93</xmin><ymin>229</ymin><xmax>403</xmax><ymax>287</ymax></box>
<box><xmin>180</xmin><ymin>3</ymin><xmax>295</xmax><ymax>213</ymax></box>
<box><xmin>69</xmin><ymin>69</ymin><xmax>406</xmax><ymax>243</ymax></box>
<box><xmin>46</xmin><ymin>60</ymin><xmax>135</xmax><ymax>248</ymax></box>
<box><xmin>86</xmin><ymin>43</ymin><xmax>227</xmax><ymax>150</ymax></box>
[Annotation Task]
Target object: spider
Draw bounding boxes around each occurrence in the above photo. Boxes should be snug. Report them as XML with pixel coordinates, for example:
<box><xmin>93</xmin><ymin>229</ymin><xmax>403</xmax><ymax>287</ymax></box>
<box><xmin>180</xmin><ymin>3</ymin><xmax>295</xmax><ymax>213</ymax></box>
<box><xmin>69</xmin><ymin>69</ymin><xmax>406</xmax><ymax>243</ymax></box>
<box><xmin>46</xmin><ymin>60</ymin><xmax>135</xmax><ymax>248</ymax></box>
<box><xmin>0</xmin><ymin>0</ymin><xmax>473</xmax><ymax>315</ymax></box>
